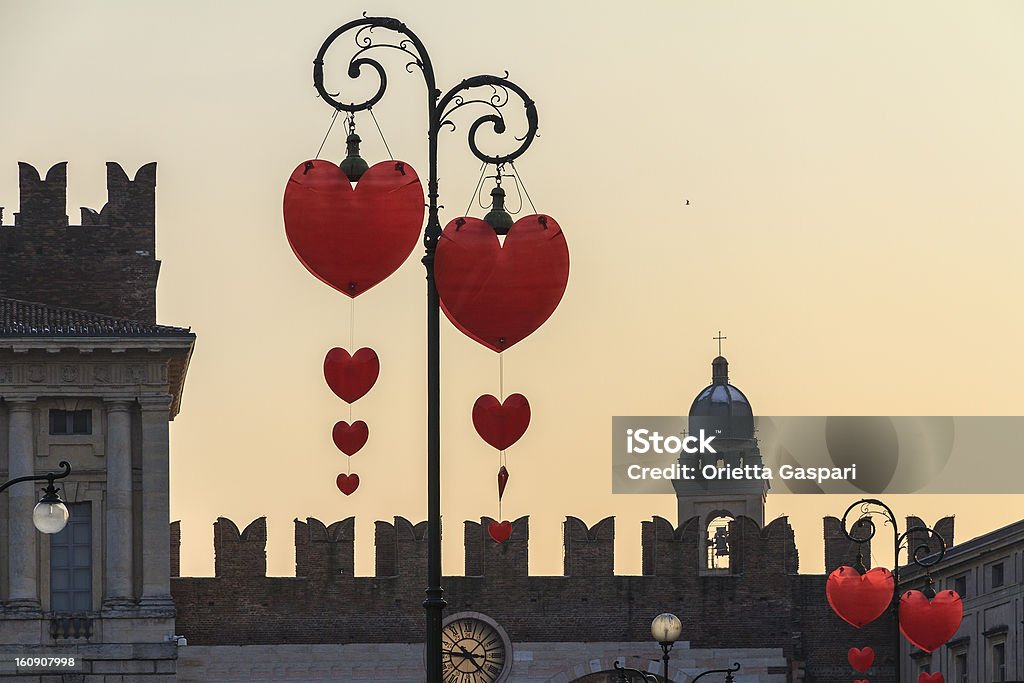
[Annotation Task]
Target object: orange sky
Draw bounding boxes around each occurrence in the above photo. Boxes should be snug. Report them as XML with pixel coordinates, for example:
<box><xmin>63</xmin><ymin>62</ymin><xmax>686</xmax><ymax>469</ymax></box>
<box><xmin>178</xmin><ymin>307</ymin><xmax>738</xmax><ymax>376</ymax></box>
<box><xmin>2</xmin><ymin>1</ymin><xmax>1023</xmax><ymax>578</ymax></box>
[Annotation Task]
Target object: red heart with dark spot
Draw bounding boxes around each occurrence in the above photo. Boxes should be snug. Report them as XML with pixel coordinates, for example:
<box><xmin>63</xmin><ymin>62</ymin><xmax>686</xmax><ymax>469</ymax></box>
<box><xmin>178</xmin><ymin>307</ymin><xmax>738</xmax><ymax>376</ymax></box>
<box><xmin>497</xmin><ymin>466</ymin><xmax>509</xmax><ymax>500</ymax></box>
<box><xmin>472</xmin><ymin>394</ymin><xmax>531</xmax><ymax>450</ymax></box>
<box><xmin>332</xmin><ymin>420</ymin><xmax>368</xmax><ymax>456</ymax></box>
<box><xmin>324</xmin><ymin>347</ymin><xmax>379</xmax><ymax>403</ymax></box>
<box><xmin>488</xmin><ymin>520</ymin><xmax>513</xmax><ymax>544</ymax></box>
<box><xmin>919</xmin><ymin>673</ymin><xmax>944</xmax><ymax>683</ymax></box>
<box><xmin>826</xmin><ymin>566</ymin><xmax>894</xmax><ymax>628</ymax></box>
<box><xmin>336</xmin><ymin>473</ymin><xmax>360</xmax><ymax>495</ymax></box>
<box><xmin>435</xmin><ymin>215</ymin><xmax>569</xmax><ymax>352</ymax></box>
<box><xmin>899</xmin><ymin>590</ymin><xmax>963</xmax><ymax>652</ymax></box>
<box><xmin>848</xmin><ymin>647</ymin><xmax>874</xmax><ymax>673</ymax></box>
<box><xmin>284</xmin><ymin>159</ymin><xmax>424</xmax><ymax>297</ymax></box>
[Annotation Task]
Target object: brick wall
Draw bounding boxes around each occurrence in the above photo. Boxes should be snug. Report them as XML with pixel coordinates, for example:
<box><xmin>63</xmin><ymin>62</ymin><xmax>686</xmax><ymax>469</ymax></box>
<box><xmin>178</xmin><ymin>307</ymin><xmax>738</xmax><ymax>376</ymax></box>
<box><xmin>0</xmin><ymin>162</ymin><xmax>160</xmax><ymax>322</ymax></box>
<box><xmin>170</xmin><ymin>513</ymin><xmax>900</xmax><ymax>682</ymax></box>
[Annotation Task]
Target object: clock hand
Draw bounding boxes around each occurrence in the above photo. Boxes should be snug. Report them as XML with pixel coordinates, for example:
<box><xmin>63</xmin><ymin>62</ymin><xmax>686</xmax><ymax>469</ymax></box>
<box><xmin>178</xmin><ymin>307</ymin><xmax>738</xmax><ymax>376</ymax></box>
<box><xmin>458</xmin><ymin>644</ymin><xmax>486</xmax><ymax>672</ymax></box>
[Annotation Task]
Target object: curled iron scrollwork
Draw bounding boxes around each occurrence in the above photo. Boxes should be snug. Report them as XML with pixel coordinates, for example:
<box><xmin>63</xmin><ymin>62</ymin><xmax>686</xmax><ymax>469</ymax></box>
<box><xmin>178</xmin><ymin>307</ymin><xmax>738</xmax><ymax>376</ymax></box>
<box><xmin>840</xmin><ymin>498</ymin><xmax>946</xmax><ymax>571</ymax></box>
<box><xmin>312</xmin><ymin>16</ymin><xmax>538</xmax><ymax>166</ymax></box>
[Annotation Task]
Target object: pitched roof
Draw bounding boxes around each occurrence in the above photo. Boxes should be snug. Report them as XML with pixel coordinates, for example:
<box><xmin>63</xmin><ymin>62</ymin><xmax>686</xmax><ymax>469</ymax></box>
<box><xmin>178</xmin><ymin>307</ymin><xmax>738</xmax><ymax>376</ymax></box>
<box><xmin>0</xmin><ymin>297</ymin><xmax>193</xmax><ymax>338</ymax></box>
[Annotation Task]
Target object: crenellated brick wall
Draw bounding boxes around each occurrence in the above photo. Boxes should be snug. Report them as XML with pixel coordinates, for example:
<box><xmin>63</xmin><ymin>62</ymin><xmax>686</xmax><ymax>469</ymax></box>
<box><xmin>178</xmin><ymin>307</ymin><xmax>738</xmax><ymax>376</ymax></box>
<box><xmin>0</xmin><ymin>161</ymin><xmax>160</xmax><ymax>322</ymax></box>
<box><xmin>169</xmin><ymin>513</ymin><xmax>905</xmax><ymax>681</ymax></box>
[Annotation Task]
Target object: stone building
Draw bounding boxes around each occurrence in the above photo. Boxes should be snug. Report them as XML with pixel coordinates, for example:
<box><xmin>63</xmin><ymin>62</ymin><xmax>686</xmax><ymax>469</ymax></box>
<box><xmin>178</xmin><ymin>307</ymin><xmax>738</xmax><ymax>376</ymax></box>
<box><xmin>901</xmin><ymin>519</ymin><xmax>1024</xmax><ymax>682</ymax></box>
<box><xmin>0</xmin><ymin>162</ymin><xmax>195</xmax><ymax>680</ymax></box>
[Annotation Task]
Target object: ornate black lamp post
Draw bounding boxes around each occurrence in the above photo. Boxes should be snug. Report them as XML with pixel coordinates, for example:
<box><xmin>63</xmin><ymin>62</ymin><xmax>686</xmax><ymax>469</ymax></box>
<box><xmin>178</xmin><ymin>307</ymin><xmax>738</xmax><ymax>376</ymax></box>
<box><xmin>840</xmin><ymin>498</ymin><xmax>948</xmax><ymax>683</ymax></box>
<box><xmin>0</xmin><ymin>460</ymin><xmax>72</xmax><ymax>534</ymax></box>
<box><xmin>310</xmin><ymin>16</ymin><xmax>539</xmax><ymax>682</ymax></box>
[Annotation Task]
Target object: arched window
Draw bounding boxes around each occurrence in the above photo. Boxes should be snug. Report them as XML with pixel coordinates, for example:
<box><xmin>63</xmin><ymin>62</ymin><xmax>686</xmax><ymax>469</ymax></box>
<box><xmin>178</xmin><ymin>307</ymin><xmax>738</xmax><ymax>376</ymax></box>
<box><xmin>705</xmin><ymin>513</ymin><xmax>734</xmax><ymax>570</ymax></box>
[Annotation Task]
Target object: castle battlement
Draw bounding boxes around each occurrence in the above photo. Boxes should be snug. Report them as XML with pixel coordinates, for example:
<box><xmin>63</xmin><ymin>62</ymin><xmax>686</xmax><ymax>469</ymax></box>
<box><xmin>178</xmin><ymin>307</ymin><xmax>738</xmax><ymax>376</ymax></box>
<box><xmin>0</xmin><ymin>162</ymin><xmax>160</xmax><ymax>322</ymax></box>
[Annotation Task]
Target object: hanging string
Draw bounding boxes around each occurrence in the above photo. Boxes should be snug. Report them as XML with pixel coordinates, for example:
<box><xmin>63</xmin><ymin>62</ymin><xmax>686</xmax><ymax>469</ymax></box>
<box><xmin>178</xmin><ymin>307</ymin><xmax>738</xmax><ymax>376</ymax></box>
<box><xmin>315</xmin><ymin>109</ymin><xmax>341</xmax><ymax>160</ymax></box>
<box><xmin>464</xmin><ymin>162</ymin><xmax>487</xmax><ymax>217</ymax></box>
<box><xmin>349</xmin><ymin>298</ymin><xmax>355</xmax><ymax>423</ymax></box>
<box><xmin>509</xmin><ymin>161</ymin><xmax>539</xmax><ymax>214</ymax></box>
<box><xmin>368</xmin><ymin>107</ymin><xmax>394</xmax><ymax>160</ymax></box>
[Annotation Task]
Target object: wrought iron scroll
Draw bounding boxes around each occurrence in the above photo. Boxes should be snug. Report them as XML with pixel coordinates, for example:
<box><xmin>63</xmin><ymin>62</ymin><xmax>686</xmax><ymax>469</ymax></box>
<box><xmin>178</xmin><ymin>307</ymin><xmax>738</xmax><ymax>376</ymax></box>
<box><xmin>312</xmin><ymin>15</ymin><xmax>538</xmax><ymax>167</ymax></box>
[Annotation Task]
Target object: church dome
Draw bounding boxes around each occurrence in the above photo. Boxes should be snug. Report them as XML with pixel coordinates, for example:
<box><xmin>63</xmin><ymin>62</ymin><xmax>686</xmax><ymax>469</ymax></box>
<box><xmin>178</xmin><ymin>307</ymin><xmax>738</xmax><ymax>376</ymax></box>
<box><xmin>688</xmin><ymin>356</ymin><xmax>754</xmax><ymax>439</ymax></box>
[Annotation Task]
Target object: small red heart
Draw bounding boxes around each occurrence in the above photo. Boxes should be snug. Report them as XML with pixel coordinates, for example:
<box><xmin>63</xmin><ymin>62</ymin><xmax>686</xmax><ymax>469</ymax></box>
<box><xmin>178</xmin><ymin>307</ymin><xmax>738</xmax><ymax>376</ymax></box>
<box><xmin>332</xmin><ymin>420</ymin><xmax>368</xmax><ymax>455</ymax></box>
<box><xmin>324</xmin><ymin>347</ymin><xmax>379</xmax><ymax>403</ymax></box>
<box><xmin>848</xmin><ymin>647</ymin><xmax>874</xmax><ymax>672</ymax></box>
<box><xmin>435</xmin><ymin>215</ymin><xmax>569</xmax><ymax>352</ymax></box>
<box><xmin>488</xmin><ymin>520</ymin><xmax>513</xmax><ymax>544</ymax></box>
<box><xmin>472</xmin><ymin>394</ymin><xmax>531</xmax><ymax>450</ymax></box>
<box><xmin>497</xmin><ymin>466</ymin><xmax>509</xmax><ymax>500</ymax></box>
<box><xmin>284</xmin><ymin>159</ymin><xmax>424</xmax><ymax>297</ymax></box>
<box><xmin>826</xmin><ymin>566</ymin><xmax>894</xmax><ymax>628</ymax></box>
<box><xmin>336</xmin><ymin>473</ymin><xmax>360</xmax><ymax>495</ymax></box>
<box><xmin>899</xmin><ymin>590</ymin><xmax>963</xmax><ymax>652</ymax></box>
<box><xmin>854</xmin><ymin>680</ymin><xmax>869</xmax><ymax>683</ymax></box>
<box><xmin>918</xmin><ymin>673</ymin><xmax>944</xmax><ymax>683</ymax></box>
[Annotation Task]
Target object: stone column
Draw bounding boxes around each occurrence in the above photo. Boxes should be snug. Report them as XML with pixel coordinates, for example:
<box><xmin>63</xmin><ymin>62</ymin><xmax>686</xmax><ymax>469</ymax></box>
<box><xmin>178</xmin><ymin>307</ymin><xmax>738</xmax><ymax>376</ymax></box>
<box><xmin>6</xmin><ymin>399</ymin><xmax>39</xmax><ymax>610</ymax></box>
<box><xmin>104</xmin><ymin>399</ymin><xmax>134</xmax><ymax>608</ymax></box>
<box><xmin>139</xmin><ymin>396</ymin><xmax>173</xmax><ymax>607</ymax></box>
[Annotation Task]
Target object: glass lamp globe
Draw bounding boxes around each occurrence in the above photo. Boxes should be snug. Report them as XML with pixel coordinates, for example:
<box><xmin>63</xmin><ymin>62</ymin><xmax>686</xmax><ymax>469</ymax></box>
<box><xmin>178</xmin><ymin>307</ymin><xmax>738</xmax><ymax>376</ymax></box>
<box><xmin>651</xmin><ymin>612</ymin><xmax>682</xmax><ymax>644</ymax></box>
<box><xmin>33</xmin><ymin>499</ymin><xmax>69</xmax><ymax>534</ymax></box>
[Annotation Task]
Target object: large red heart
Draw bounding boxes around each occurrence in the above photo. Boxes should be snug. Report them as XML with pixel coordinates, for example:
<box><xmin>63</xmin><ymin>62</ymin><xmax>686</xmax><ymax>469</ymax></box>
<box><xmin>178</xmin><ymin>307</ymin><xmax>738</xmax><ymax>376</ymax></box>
<box><xmin>336</xmin><ymin>473</ymin><xmax>360</xmax><ymax>495</ymax></box>
<box><xmin>899</xmin><ymin>590</ymin><xmax>963</xmax><ymax>652</ymax></box>
<box><xmin>919</xmin><ymin>673</ymin><xmax>944</xmax><ymax>683</ymax></box>
<box><xmin>324</xmin><ymin>347</ymin><xmax>379</xmax><ymax>403</ymax></box>
<box><xmin>332</xmin><ymin>420</ymin><xmax>368</xmax><ymax>456</ymax></box>
<box><xmin>472</xmin><ymin>394</ymin><xmax>531</xmax><ymax>450</ymax></box>
<box><xmin>848</xmin><ymin>647</ymin><xmax>874</xmax><ymax>673</ymax></box>
<box><xmin>284</xmin><ymin>159</ymin><xmax>424</xmax><ymax>297</ymax></box>
<box><xmin>826</xmin><ymin>566</ymin><xmax>894</xmax><ymax>628</ymax></box>
<box><xmin>435</xmin><ymin>215</ymin><xmax>569</xmax><ymax>352</ymax></box>
<box><xmin>488</xmin><ymin>520</ymin><xmax>512</xmax><ymax>544</ymax></box>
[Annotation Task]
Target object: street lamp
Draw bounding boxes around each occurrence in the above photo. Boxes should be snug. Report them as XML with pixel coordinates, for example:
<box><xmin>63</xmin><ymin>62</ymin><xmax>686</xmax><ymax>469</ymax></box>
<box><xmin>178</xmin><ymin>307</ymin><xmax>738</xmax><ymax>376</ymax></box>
<box><xmin>310</xmin><ymin>16</ymin><xmax>539</xmax><ymax>683</ymax></box>
<box><xmin>651</xmin><ymin>612</ymin><xmax>682</xmax><ymax>681</ymax></box>
<box><xmin>0</xmin><ymin>460</ymin><xmax>72</xmax><ymax>534</ymax></box>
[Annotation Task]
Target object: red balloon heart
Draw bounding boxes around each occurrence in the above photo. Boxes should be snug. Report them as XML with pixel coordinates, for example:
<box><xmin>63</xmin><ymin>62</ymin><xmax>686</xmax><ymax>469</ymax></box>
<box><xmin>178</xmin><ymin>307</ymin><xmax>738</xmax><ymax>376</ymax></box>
<box><xmin>488</xmin><ymin>520</ymin><xmax>513</xmax><ymax>544</ymax></box>
<box><xmin>473</xmin><ymin>394</ymin><xmax>531</xmax><ymax>450</ymax></box>
<box><xmin>324</xmin><ymin>347</ymin><xmax>379</xmax><ymax>403</ymax></box>
<box><xmin>918</xmin><ymin>673</ymin><xmax>944</xmax><ymax>683</ymax></box>
<box><xmin>848</xmin><ymin>647</ymin><xmax>874</xmax><ymax>673</ymax></box>
<box><xmin>284</xmin><ymin>159</ymin><xmax>424</xmax><ymax>297</ymax></box>
<box><xmin>336</xmin><ymin>473</ymin><xmax>360</xmax><ymax>496</ymax></box>
<box><xmin>497</xmin><ymin>465</ymin><xmax>509</xmax><ymax>500</ymax></box>
<box><xmin>332</xmin><ymin>420</ymin><xmax>368</xmax><ymax>456</ymax></box>
<box><xmin>899</xmin><ymin>590</ymin><xmax>963</xmax><ymax>652</ymax></box>
<box><xmin>435</xmin><ymin>215</ymin><xmax>569</xmax><ymax>352</ymax></box>
<box><xmin>826</xmin><ymin>566</ymin><xmax>894</xmax><ymax>628</ymax></box>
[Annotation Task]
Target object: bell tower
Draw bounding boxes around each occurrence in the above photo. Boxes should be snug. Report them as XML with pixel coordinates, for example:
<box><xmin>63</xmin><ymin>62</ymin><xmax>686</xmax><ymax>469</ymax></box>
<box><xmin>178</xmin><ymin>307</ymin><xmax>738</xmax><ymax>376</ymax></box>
<box><xmin>673</xmin><ymin>350</ymin><xmax>768</xmax><ymax>569</ymax></box>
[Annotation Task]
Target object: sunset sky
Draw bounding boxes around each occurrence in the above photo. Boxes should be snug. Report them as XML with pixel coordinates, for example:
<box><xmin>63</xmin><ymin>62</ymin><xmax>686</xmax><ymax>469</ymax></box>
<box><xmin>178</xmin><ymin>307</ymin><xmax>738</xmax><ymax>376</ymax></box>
<box><xmin>3</xmin><ymin>1</ymin><xmax>1023</xmax><ymax>578</ymax></box>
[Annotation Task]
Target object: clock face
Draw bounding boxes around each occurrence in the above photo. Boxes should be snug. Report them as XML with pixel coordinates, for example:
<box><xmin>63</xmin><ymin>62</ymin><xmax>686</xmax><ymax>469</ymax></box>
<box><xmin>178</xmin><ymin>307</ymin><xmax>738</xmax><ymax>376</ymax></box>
<box><xmin>440</xmin><ymin>613</ymin><xmax>511</xmax><ymax>683</ymax></box>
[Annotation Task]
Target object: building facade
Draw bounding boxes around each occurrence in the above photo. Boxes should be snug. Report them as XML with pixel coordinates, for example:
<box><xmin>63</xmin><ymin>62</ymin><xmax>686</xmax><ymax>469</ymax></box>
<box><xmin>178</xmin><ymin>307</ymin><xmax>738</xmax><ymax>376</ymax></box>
<box><xmin>0</xmin><ymin>162</ymin><xmax>194</xmax><ymax>680</ymax></box>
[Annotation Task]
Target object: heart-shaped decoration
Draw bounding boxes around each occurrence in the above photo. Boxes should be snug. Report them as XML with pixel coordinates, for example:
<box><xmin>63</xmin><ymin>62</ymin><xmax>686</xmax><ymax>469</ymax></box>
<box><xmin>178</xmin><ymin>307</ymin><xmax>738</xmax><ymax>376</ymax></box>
<box><xmin>497</xmin><ymin>466</ymin><xmax>509</xmax><ymax>500</ymax></box>
<box><xmin>848</xmin><ymin>647</ymin><xmax>874</xmax><ymax>673</ymax></box>
<box><xmin>899</xmin><ymin>590</ymin><xmax>963</xmax><ymax>652</ymax></box>
<box><xmin>332</xmin><ymin>420</ymin><xmax>368</xmax><ymax>456</ymax></box>
<box><xmin>435</xmin><ymin>215</ymin><xmax>569</xmax><ymax>352</ymax></box>
<box><xmin>826</xmin><ymin>566</ymin><xmax>894</xmax><ymax>628</ymax></box>
<box><xmin>336</xmin><ymin>473</ymin><xmax>360</xmax><ymax>496</ymax></box>
<box><xmin>855</xmin><ymin>680</ymin><xmax>868</xmax><ymax>683</ymax></box>
<box><xmin>324</xmin><ymin>347</ymin><xmax>379</xmax><ymax>403</ymax></box>
<box><xmin>284</xmin><ymin>159</ymin><xmax>424</xmax><ymax>297</ymax></box>
<box><xmin>473</xmin><ymin>394</ymin><xmax>531</xmax><ymax>450</ymax></box>
<box><xmin>488</xmin><ymin>519</ymin><xmax>513</xmax><ymax>544</ymax></box>
<box><xmin>918</xmin><ymin>673</ymin><xmax>944</xmax><ymax>683</ymax></box>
